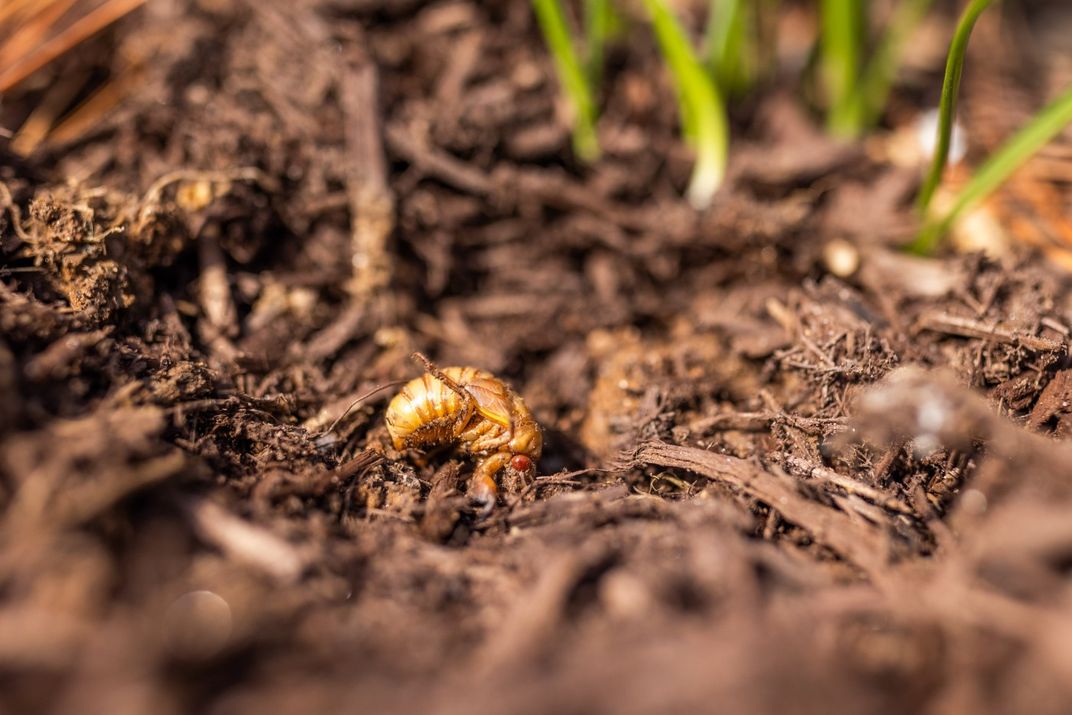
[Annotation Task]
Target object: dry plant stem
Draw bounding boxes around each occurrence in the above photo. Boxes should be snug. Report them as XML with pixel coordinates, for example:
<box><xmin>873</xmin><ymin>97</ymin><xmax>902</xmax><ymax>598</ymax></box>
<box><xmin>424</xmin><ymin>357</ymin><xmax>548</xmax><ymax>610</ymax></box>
<box><xmin>0</xmin><ymin>0</ymin><xmax>48</xmax><ymax>27</ymax></box>
<box><xmin>0</xmin><ymin>0</ymin><xmax>146</xmax><ymax>93</ymax></box>
<box><xmin>0</xmin><ymin>0</ymin><xmax>80</xmax><ymax>68</ymax></box>
<box><xmin>10</xmin><ymin>67</ymin><xmax>90</xmax><ymax>155</ymax></box>
<box><xmin>344</xmin><ymin>60</ymin><xmax>396</xmax><ymax>320</ymax></box>
<box><xmin>914</xmin><ymin>312</ymin><xmax>1066</xmax><ymax>352</ymax></box>
<box><xmin>39</xmin><ymin>61</ymin><xmax>145</xmax><ymax>149</ymax></box>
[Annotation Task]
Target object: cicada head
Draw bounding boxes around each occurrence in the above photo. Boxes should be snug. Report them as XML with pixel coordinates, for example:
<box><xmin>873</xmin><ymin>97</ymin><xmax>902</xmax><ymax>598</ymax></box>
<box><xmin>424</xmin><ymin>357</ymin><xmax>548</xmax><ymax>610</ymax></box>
<box><xmin>505</xmin><ymin>415</ymin><xmax>542</xmax><ymax>482</ymax></box>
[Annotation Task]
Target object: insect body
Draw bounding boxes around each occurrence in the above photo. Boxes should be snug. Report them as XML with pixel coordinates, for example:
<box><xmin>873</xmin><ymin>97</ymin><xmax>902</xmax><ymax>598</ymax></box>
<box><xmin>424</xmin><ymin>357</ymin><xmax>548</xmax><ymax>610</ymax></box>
<box><xmin>385</xmin><ymin>355</ymin><xmax>542</xmax><ymax>510</ymax></box>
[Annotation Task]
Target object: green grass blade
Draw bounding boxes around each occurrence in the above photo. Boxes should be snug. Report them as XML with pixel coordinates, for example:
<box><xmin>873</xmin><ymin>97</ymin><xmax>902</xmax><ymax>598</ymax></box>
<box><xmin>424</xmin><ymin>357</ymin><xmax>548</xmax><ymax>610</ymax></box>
<box><xmin>915</xmin><ymin>0</ymin><xmax>996</xmax><ymax>214</ymax></box>
<box><xmin>642</xmin><ymin>0</ymin><xmax>729</xmax><ymax>208</ymax></box>
<box><xmin>532</xmin><ymin>0</ymin><xmax>601</xmax><ymax>162</ymax></box>
<box><xmin>855</xmin><ymin>0</ymin><xmax>935</xmax><ymax>128</ymax></box>
<box><xmin>705</xmin><ymin>0</ymin><xmax>752</xmax><ymax>97</ymax></box>
<box><xmin>584</xmin><ymin>0</ymin><xmax>616</xmax><ymax>89</ymax></box>
<box><xmin>820</xmin><ymin>0</ymin><xmax>865</xmax><ymax>137</ymax></box>
<box><xmin>909</xmin><ymin>83</ymin><xmax>1072</xmax><ymax>255</ymax></box>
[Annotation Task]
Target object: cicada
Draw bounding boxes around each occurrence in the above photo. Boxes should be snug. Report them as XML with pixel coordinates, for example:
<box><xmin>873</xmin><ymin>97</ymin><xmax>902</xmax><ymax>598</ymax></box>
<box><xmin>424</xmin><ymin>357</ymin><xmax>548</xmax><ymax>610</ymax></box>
<box><xmin>385</xmin><ymin>353</ymin><xmax>543</xmax><ymax>511</ymax></box>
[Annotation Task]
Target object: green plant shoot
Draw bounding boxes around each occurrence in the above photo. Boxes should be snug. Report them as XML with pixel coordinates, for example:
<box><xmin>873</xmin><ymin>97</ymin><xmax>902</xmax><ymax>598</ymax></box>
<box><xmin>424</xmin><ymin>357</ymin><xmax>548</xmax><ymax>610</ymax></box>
<box><xmin>819</xmin><ymin>0</ymin><xmax>864</xmax><ymax>137</ymax></box>
<box><xmin>915</xmin><ymin>0</ymin><xmax>997</xmax><ymax>214</ymax></box>
<box><xmin>705</xmin><ymin>0</ymin><xmax>752</xmax><ymax>97</ymax></box>
<box><xmin>532</xmin><ymin>0</ymin><xmax>601</xmax><ymax>162</ymax></box>
<box><xmin>642</xmin><ymin>0</ymin><xmax>730</xmax><ymax>208</ymax></box>
<box><xmin>909</xmin><ymin>84</ymin><xmax>1072</xmax><ymax>255</ymax></box>
<box><xmin>854</xmin><ymin>0</ymin><xmax>935</xmax><ymax>128</ymax></box>
<box><xmin>818</xmin><ymin>0</ymin><xmax>934</xmax><ymax>137</ymax></box>
<box><xmin>584</xmin><ymin>0</ymin><xmax>619</xmax><ymax>89</ymax></box>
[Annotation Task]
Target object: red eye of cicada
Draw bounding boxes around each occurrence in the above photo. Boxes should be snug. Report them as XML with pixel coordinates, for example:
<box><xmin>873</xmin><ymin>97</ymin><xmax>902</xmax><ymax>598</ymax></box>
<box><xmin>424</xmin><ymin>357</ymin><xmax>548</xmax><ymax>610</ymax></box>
<box><xmin>511</xmin><ymin>455</ymin><xmax>533</xmax><ymax>472</ymax></box>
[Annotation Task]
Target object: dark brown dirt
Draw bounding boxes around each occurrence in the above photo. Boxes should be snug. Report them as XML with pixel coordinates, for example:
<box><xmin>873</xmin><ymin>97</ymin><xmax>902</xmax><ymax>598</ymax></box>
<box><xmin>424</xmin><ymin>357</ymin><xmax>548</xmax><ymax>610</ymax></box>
<box><xmin>3</xmin><ymin>1</ymin><xmax>1072</xmax><ymax>713</ymax></box>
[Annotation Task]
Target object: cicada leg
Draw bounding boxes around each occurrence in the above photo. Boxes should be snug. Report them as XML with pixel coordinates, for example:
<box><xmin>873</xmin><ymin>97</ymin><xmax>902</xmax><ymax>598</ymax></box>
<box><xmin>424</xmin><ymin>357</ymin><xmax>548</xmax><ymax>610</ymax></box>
<box><xmin>412</xmin><ymin>352</ymin><xmax>473</xmax><ymax>403</ymax></box>
<box><xmin>458</xmin><ymin>417</ymin><xmax>511</xmax><ymax>454</ymax></box>
<box><xmin>469</xmin><ymin>452</ymin><xmax>509</xmax><ymax>516</ymax></box>
<box><xmin>412</xmin><ymin>351</ymin><xmax>481</xmax><ymax>437</ymax></box>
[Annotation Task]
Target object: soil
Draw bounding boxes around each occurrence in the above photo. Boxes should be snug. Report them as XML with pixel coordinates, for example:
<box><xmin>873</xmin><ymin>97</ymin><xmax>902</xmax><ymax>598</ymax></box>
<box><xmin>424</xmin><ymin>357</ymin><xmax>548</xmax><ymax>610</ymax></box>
<box><xmin>3</xmin><ymin>1</ymin><xmax>1072</xmax><ymax>713</ymax></box>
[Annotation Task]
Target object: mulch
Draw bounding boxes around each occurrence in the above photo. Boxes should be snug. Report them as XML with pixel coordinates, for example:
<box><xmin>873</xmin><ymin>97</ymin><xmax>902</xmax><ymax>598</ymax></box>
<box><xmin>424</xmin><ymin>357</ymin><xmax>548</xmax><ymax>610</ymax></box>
<box><xmin>3</xmin><ymin>1</ymin><xmax>1072</xmax><ymax>713</ymax></box>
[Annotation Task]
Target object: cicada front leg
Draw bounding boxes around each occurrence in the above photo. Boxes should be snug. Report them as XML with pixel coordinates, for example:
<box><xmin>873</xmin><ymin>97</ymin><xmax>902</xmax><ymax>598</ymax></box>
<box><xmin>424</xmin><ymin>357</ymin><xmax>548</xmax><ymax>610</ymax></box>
<box><xmin>412</xmin><ymin>352</ymin><xmax>481</xmax><ymax>437</ymax></box>
<box><xmin>412</xmin><ymin>352</ymin><xmax>473</xmax><ymax>403</ymax></box>
<box><xmin>469</xmin><ymin>452</ymin><xmax>509</xmax><ymax>516</ymax></box>
<box><xmin>458</xmin><ymin>417</ymin><xmax>512</xmax><ymax>454</ymax></box>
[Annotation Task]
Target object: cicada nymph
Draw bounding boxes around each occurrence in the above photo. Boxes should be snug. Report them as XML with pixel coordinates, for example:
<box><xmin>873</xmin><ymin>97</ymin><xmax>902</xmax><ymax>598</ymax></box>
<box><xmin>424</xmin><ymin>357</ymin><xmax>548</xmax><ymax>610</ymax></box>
<box><xmin>385</xmin><ymin>354</ymin><xmax>543</xmax><ymax>511</ymax></box>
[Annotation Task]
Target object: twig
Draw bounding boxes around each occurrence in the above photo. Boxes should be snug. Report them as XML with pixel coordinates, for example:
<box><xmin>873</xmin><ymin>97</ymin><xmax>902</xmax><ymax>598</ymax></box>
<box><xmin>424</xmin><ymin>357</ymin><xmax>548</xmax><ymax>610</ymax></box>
<box><xmin>384</xmin><ymin>121</ymin><xmax>495</xmax><ymax>196</ymax></box>
<box><xmin>182</xmin><ymin>497</ymin><xmax>305</xmax><ymax>582</ymax></box>
<box><xmin>633</xmin><ymin>440</ymin><xmax>890</xmax><ymax>575</ymax></box>
<box><xmin>687</xmin><ymin>411</ymin><xmax>848</xmax><ymax>435</ymax></box>
<box><xmin>915</xmin><ymin>312</ymin><xmax>1067</xmax><ymax>353</ymax></box>
<box><xmin>782</xmin><ymin>455</ymin><xmax>914</xmax><ymax>515</ymax></box>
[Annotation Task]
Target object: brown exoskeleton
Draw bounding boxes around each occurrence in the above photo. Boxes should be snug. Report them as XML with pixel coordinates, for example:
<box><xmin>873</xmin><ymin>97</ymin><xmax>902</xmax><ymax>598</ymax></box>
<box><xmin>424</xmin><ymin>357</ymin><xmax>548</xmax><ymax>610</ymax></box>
<box><xmin>385</xmin><ymin>353</ymin><xmax>542</xmax><ymax>511</ymax></box>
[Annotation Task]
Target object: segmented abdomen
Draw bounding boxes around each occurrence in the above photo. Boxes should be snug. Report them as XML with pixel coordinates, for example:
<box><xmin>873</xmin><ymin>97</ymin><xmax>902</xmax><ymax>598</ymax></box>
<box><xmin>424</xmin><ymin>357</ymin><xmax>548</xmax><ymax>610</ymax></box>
<box><xmin>385</xmin><ymin>366</ymin><xmax>491</xmax><ymax>451</ymax></box>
